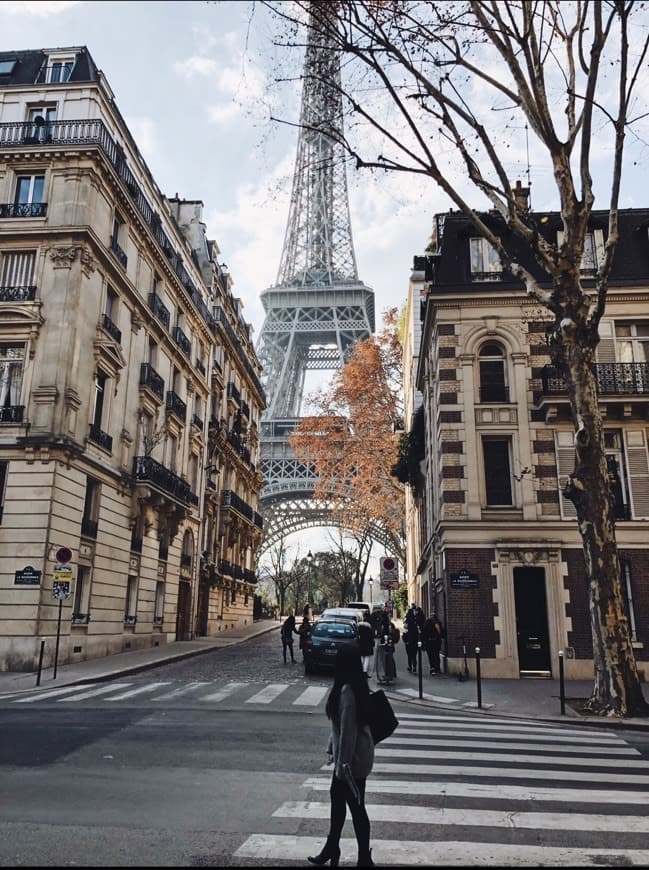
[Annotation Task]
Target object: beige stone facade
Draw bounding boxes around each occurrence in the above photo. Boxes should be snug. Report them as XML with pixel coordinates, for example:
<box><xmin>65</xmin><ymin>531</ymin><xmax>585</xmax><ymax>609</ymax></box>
<box><xmin>0</xmin><ymin>47</ymin><xmax>264</xmax><ymax>672</ymax></box>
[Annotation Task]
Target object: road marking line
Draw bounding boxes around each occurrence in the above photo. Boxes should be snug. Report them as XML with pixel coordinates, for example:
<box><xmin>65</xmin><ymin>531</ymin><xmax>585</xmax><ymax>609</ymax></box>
<box><xmin>273</xmin><ymin>800</ymin><xmax>649</xmax><ymax>833</ymax></box>
<box><xmin>390</xmin><ymin>727</ymin><xmax>623</xmax><ymax>745</ymax></box>
<box><xmin>382</xmin><ymin>736</ymin><xmax>639</xmax><ymax>755</ymax></box>
<box><xmin>293</xmin><ymin>686</ymin><xmax>329</xmax><ymax>706</ymax></box>
<box><xmin>395</xmin><ymin>687</ymin><xmax>472</xmax><ymax>705</ymax></box>
<box><xmin>201</xmin><ymin>681</ymin><xmax>248</xmax><ymax>702</ymax></box>
<box><xmin>12</xmin><ymin>684</ymin><xmax>110</xmax><ymax>703</ymax></box>
<box><xmin>245</xmin><ymin>683</ymin><xmax>290</xmax><ymax>704</ymax></box>
<box><xmin>367</xmin><ymin>761</ymin><xmax>649</xmax><ymax>784</ymax></box>
<box><xmin>233</xmin><ymin>834</ymin><xmax>649</xmax><ymax>865</ymax></box>
<box><xmin>104</xmin><ymin>682</ymin><xmax>172</xmax><ymax>701</ymax></box>
<box><xmin>152</xmin><ymin>682</ymin><xmax>212</xmax><ymax>700</ymax></box>
<box><xmin>303</xmin><ymin>775</ymin><xmax>649</xmax><ymax>803</ymax></box>
<box><xmin>376</xmin><ymin>747</ymin><xmax>649</xmax><ymax>768</ymax></box>
<box><xmin>56</xmin><ymin>683</ymin><xmax>136</xmax><ymax>702</ymax></box>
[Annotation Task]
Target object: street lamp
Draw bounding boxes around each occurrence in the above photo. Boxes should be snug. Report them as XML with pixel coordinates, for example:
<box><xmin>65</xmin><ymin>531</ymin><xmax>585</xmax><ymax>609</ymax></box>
<box><xmin>307</xmin><ymin>550</ymin><xmax>313</xmax><ymax>610</ymax></box>
<box><xmin>368</xmin><ymin>576</ymin><xmax>373</xmax><ymax>607</ymax></box>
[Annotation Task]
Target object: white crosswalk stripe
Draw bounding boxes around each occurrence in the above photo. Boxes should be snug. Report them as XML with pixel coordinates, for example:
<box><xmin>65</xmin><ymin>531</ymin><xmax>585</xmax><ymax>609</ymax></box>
<box><xmin>293</xmin><ymin>686</ymin><xmax>329</xmax><ymax>706</ymax></box>
<box><xmin>233</xmin><ymin>710</ymin><xmax>649</xmax><ymax>866</ymax></box>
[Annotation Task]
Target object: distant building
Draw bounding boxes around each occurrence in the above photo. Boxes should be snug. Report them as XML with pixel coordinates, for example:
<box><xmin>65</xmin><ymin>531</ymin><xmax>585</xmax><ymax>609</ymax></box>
<box><xmin>0</xmin><ymin>47</ymin><xmax>264</xmax><ymax>672</ymax></box>
<box><xmin>409</xmin><ymin>204</ymin><xmax>649</xmax><ymax>679</ymax></box>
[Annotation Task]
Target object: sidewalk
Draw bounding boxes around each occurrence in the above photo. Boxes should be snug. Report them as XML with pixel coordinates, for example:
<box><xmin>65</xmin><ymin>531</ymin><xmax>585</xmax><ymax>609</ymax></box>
<box><xmin>1</xmin><ymin>617</ymin><xmax>648</xmax><ymax>731</ymax></box>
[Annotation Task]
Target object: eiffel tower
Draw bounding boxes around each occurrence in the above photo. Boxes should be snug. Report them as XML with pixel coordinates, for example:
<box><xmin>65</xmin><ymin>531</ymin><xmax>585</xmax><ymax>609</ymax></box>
<box><xmin>256</xmin><ymin>11</ymin><xmax>382</xmax><ymax>553</ymax></box>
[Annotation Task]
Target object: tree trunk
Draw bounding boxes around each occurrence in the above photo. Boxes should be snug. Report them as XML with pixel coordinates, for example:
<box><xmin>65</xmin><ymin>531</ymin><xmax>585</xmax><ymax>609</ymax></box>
<box><xmin>559</xmin><ymin>328</ymin><xmax>648</xmax><ymax>717</ymax></box>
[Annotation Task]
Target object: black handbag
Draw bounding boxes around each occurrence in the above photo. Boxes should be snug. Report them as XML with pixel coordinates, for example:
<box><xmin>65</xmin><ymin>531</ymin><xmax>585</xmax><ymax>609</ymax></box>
<box><xmin>367</xmin><ymin>689</ymin><xmax>398</xmax><ymax>744</ymax></box>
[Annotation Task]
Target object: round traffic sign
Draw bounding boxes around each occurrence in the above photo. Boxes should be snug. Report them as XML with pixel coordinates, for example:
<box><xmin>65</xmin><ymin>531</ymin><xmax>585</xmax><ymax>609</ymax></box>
<box><xmin>55</xmin><ymin>547</ymin><xmax>73</xmax><ymax>564</ymax></box>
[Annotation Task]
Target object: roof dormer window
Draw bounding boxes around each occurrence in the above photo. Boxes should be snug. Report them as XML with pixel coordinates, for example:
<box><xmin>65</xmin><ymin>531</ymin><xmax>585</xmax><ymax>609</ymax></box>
<box><xmin>0</xmin><ymin>59</ymin><xmax>17</xmax><ymax>76</ymax></box>
<box><xmin>46</xmin><ymin>55</ymin><xmax>75</xmax><ymax>84</ymax></box>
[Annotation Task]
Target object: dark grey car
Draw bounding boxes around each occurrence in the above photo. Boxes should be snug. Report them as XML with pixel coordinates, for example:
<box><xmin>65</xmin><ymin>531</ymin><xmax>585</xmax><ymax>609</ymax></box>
<box><xmin>303</xmin><ymin>618</ymin><xmax>359</xmax><ymax>674</ymax></box>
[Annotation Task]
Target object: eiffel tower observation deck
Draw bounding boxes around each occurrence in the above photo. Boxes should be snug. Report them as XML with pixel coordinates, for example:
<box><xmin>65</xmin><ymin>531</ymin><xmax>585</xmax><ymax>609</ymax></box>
<box><xmin>256</xmin><ymin>9</ymin><xmax>377</xmax><ymax>552</ymax></box>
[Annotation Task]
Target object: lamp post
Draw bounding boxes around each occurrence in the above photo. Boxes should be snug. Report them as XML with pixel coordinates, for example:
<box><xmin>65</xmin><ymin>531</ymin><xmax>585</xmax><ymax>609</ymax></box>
<box><xmin>368</xmin><ymin>576</ymin><xmax>373</xmax><ymax>607</ymax></box>
<box><xmin>307</xmin><ymin>550</ymin><xmax>313</xmax><ymax>611</ymax></box>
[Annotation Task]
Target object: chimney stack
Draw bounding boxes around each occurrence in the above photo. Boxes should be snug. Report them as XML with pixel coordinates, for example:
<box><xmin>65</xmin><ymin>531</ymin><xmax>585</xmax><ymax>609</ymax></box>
<box><xmin>513</xmin><ymin>179</ymin><xmax>530</xmax><ymax>212</ymax></box>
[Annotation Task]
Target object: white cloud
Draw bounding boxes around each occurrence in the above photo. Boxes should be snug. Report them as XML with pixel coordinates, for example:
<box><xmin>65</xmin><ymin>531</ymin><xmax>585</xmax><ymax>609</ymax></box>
<box><xmin>173</xmin><ymin>55</ymin><xmax>219</xmax><ymax>79</ymax></box>
<box><xmin>0</xmin><ymin>1</ymin><xmax>80</xmax><ymax>16</ymax></box>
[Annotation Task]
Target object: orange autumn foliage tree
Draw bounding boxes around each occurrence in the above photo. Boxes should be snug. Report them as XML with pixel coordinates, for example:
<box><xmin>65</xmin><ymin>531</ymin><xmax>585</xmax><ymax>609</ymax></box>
<box><xmin>290</xmin><ymin>309</ymin><xmax>405</xmax><ymax>560</ymax></box>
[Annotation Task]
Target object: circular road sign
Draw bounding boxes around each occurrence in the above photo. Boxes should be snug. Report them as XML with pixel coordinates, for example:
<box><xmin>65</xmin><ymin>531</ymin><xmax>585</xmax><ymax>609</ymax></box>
<box><xmin>55</xmin><ymin>547</ymin><xmax>73</xmax><ymax>564</ymax></box>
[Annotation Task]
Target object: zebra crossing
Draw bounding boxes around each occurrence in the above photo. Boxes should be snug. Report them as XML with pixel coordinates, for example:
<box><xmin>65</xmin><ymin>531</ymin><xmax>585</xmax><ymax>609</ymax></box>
<box><xmin>233</xmin><ymin>710</ymin><xmax>649</xmax><ymax>866</ymax></box>
<box><xmin>3</xmin><ymin>678</ymin><xmax>484</xmax><ymax>709</ymax></box>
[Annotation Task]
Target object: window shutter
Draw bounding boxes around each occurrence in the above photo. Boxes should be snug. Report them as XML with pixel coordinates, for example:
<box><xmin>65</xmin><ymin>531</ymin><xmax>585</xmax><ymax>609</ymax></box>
<box><xmin>625</xmin><ymin>430</ymin><xmax>649</xmax><ymax>519</ymax></box>
<box><xmin>596</xmin><ymin>319</ymin><xmax>616</xmax><ymax>363</ymax></box>
<box><xmin>555</xmin><ymin>431</ymin><xmax>577</xmax><ymax>518</ymax></box>
<box><xmin>1</xmin><ymin>251</ymin><xmax>35</xmax><ymax>287</ymax></box>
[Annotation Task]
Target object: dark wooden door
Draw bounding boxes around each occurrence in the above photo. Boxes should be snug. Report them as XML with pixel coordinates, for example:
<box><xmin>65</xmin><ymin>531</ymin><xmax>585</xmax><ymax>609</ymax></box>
<box><xmin>514</xmin><ymin>567</ymin><xmax>551</xmax><ymax>674</ymax></box>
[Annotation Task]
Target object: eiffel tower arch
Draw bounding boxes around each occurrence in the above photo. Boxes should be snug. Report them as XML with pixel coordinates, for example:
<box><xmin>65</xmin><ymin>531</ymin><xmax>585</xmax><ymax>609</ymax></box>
<box><xmin>257</xmin><ymin>10</ymin><xmax>395</xmax><ymax>556</ymax></box>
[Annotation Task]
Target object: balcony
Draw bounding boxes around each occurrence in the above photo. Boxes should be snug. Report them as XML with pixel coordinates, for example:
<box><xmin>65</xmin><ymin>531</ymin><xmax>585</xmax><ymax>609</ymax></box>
<box><xmin>221</xmin><ymin>489</ymin><xmax>254</xmax><ymax>523</ymax></box>
<box><xmin>240</xmin><ymin>400</ymin><xmax>250</xmax><ymax>420</ymax></box>
<box><xmin>219</xmin><ymin>559</ymin><xmax>233</xmax><ymax>577</ymax></box>
<box><xmin>196</xmin><ymin>359</ymin><xmax>206</xmax><ymax>377</ymax></box>
<box><xmin>541</xmin><ymin>363</ymin><xmax>649</xmax><ymax>397</ymax></box>
<box><xmin>0</xmin><ymin>285</ymin><xmax>36</xmax><ymax>302</ymax></box>
<box><xmin>166</xmin><ymin>390</ymin><xmax>187</xmax><ymax>422</ymax></box>
<box><xmin>110</xmin><ymin>237</ymin><xmax>127</xmax><ymax>269</ymax></box>
<box><xmin>140</xmin><ymin>363</ymin><xmax>164</xmax><ymax>401</ymax></box>
<box><xmin>0</xmin><ymin>202</ymin><xmax>47</xmax><ymax>218</ymax></box>
<box><xmin>0</xmin><ymin>405</ymin><xmax>24</xmax><ymax>423</ymax></box>
<box><xmin>172</xmin><ymin>325</ymin><xmax>191</xmax><ymax>357</ymax></box>
<box><xmin>227</xmin><ymin>381</ymin><xmax>241</xmax><ymax>406</ymax></box>
<box><xmin>88</xmin><ymin>423</ymin><xmax>113</xmax><ymax>452</ymax></box>
<box><xmin>243</xmin><ymin>568</ymin><xmax>258</xmax><ymax>584</ymax></box>
<box><xmin>192</xmin><ymin>413</ymin><xmax>204</xmax><ymax>432</ymax></box>
<box><xmin>102</xmin><ymin>312</ymin><xmax>122</xmax><ymax>344</ymax></box>
<box><xmin>81</xmin><ymin>516</ymin><xmax>98</xmax><ymax>539</ymax></box>
<box><xmin>147</xmin><ymin>293</ymin><xmax>170</xmax><ymax>330</ymax></box>
<box><xmin>133</xmin><ymin>455</ymin><xmax>194</xmax><ymax>506</ymax></box>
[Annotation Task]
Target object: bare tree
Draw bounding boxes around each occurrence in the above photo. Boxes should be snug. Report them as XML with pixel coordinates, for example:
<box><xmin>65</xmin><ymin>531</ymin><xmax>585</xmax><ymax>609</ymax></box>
<box><xmin>265</xmin><ymin>535</ymin><xmax>295</xmax><ymax>617</ymax></box>
<box><xmin>262</xmin><ymin>0</ymin><xmax>649</xmax><ymax>716</ymax></box>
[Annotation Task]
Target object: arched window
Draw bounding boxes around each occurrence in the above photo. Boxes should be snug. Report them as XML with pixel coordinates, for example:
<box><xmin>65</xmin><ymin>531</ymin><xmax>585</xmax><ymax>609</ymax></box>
<box><xmin>181</xmin><ymin>529</ymin><xmax>193</xmax><ymax>568</ymax></box>
<box><xmin>479</xmin><ymin>343</ymin><xmax>508</xmax><ymax>402</ymax></box>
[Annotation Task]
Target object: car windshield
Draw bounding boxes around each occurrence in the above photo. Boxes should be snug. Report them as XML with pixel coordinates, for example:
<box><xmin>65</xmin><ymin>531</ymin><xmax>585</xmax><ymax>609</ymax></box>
<box><xmin>313</xmin><ymin>621</ymin><xmax>355</xmax><ymax>637</ymax></box>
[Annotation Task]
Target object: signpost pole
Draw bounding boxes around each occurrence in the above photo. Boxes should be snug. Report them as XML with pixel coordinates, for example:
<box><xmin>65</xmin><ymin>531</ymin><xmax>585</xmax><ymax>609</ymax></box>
<box><xmin>53</xmin><ymin>597</ymin><xmax>63</xmax><ymax>680</ymax></box>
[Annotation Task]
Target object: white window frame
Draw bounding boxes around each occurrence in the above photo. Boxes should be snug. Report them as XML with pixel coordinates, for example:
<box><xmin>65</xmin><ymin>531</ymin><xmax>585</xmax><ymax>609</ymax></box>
<box><xmin>470</xmin><ymin>237</ymin><xmax>502</xmax><ymax>280</ymax></box>
<box><xmin>46</xmin><ymin>55</ymin><xmax>75</xmax><ymax>84</ymax></box>
<box><xmin>72</xmin><ymin>565</ymin><xmax>92</xmax><ymax>623</ymax></box>
<box><xmin>15</xmin><ymin>174</ymin><xmax>45</xmax><ymax>205</ymax></box>
<box><xmin>0</xmin><ymin>344</ymin><xmax>25</xmax><ymax>409</ymax></box>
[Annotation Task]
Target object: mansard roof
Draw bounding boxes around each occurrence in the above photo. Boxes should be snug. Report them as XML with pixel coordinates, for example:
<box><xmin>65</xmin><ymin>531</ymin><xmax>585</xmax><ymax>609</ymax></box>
<box><xmin>0</xmin><ymin>47</ymin><xmax>99</xmax><ymax>86</ymax></box>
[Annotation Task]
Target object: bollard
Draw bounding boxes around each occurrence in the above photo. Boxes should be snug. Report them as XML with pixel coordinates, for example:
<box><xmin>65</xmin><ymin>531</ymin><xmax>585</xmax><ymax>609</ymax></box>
<box><xmin>36</xmin><ymin>638</ymin><xmax>45</xmax><ymax>687</ymax></box>
<box><xmin>475</xmin><ymin>647</ymin><xmax>482</xmax><ymax>709</ymax></box>
<box><xmin>417</xmin><ymin>641</ymin><xmax>423</xmax><ymax>699</ymax></box>
<box><xmin>559</xmin><ymin>650</ymin><xmax>565</xmax><ymax>715</ymax></box>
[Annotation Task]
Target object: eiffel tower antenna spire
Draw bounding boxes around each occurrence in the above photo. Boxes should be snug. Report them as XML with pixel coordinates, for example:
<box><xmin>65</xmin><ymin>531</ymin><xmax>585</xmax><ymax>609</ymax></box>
<box><xmin>256</xmin><ymin>5</ymin><xmax>386</xmax><ymax>554</ymax></box>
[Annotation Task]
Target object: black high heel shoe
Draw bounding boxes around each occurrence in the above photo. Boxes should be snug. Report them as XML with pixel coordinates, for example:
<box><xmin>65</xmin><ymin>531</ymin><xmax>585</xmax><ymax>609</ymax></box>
<box><xmin>307</xmin><ymin>845</ymin><xmax>341</xmax><ymax>867</ymax></box>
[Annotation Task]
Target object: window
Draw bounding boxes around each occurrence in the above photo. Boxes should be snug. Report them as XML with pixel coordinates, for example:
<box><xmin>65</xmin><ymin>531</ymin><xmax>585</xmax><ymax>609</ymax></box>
<box><xmin>138</xmin><ymin>411</ymin><xmax>153</xmax><ymax>456</ymax></box>
<box><xmin>124</xmin><ymin>576</ymin><xmax>138</xmax><ymax>625</ymax></box>
<box><xmin>81</xmin><ymin>477</ymin><xmax>100</xmax><ymax>539</ymax></box>
<box><xmin>27</xmin><ymin>106</ymin><xmax>56</xmax><ymax>142</ymax></box>
<box><xmin>482</xmin><ymin>438</ymin><xmax>513</xmax><ymax>506</ymax></box>
<box><xmin>166</xmin><ymin>433</ymin><xmax>178</xmax><ymax>473</ymax></box>
<box><xmin>104</xmin><ymin>286</ymin><xmax>118</xmax><ymax>320</ymax></box>
<box><xmin>147</xmin><ymin>335</ymin><xmax>158</xmax><ymax>367</ymax></box>
<box><xmin>1</xmin><ymin>251</ymin><xmax>36</xmax><ymax>294</ymax></box>
<box><xmin>604</xmin><ymin>430</ymin><xmax>631</xmax><ymax>520</ymax></box>
<box><xmin>620</xmin><ymin>559</ymin><xmax>637</xmax><ymax>642</ymax></box>
<box><xmin>47</xmin><ymin>58</ymin><xmax>74</xmax><ymax>84</ymax></box>
<box><xmin>615</xmin><ymin>322</ymin><xmax>649</xmax><ymax>391</ymax></box>
<box><xmin>154</xmin><ymin>581</ymin><xmax>165</xmax><ymax>624</ymax></box>
<box><xmin>189</xmin><ymin>453</ymin><xmax>198</xmax><ymax>492</ymax></box>
<box><xmin>0</xmin><ymin>60</ymin><xmax>17</xmax><ymax>75</ymax></box>
<box><xmin>479</xmin><ymin>343</ymin><xmax>509</xmax><ymax>402</ymax></box>
<box><xmin>0</xmin><ymin>461</ymin><xmax>7</xmax><ymax>522</ymax></box>
<box><xmin>92</xmin><ymin>370</ymin><xmax>108</xmax><ymax>430</ymax></box>
<box><xmin>557</xmin><ymin>229</ymin><xmax>602</xmax><ymax>276</ymax></box>
<box><xmin>15</xmin><ymin>174</ymin><xmax>45</xmax><ymax>206</ymax></box>
<box><xmin>0</xmin><ymin>344</ymin><xmax>24</xmax><ymax>411</ymax></box>
<box><xmin>231</xmin><ymin>585</ymin><xmax>237</xmax><ymax>605</ymax></box>
<box><xmin>158</xmin><ymin>536</ymin><xmax>169</xmax><ymax>562</ymax></box>
<box><xmin>171</xmin><ymin>366</ymin><xmax>181</xmax><ymax>395</ymax></box>
<box><xmin>181</xmin><ymin>529</ymin><xmax>193</xmax><ymax>569</ymax></box>
<box><xmin>72</xmin><ymin>565</ymin><xmax>91</xmax><ymax>623</ymax></box>
<box><xmin>470</xmin><ymin>237</ymin><xmax>502</xmax><ymax>281</ymax></box>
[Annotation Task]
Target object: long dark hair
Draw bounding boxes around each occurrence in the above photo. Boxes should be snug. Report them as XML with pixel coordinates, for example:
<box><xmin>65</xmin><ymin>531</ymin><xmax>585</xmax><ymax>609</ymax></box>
<box><xmin>325</xmin><ymin>643</ymin><xmax>371</xmax><ymax>726</ymax></box>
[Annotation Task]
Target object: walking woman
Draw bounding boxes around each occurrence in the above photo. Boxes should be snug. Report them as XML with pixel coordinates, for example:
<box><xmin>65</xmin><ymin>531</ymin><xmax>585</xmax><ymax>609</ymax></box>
<box><xmin>308</xmin><ymin>644</ymin><xmax>375</xmax><ymax>868</ymax></box>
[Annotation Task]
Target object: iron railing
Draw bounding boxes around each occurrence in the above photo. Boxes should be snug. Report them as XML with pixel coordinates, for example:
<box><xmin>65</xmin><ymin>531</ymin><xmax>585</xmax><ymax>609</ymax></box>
<box><xmin>0</xmin><ymin>405</ymin><xmax>24</xmax><ymax>423</ymax></box>
<box><xmin>0</xmin><ymin>202</ymin><xmax>47</xmax><ymax>218</ymax></box>
<box><xmin>172</xmin><ymin>325</ymin><xmax>191</xmax><ymax>357</ymax></box>
<box><xmin>139</xmin><ymin>363</ymin><xmax>164</xmax><ymax>400</ymax></box>
<box><xmin>0</xmin><ymin>285</ymin><xmax>36</xmax><ymax>302</ymax></box>
<box><xmin>166</xmin><ymin>390</ymin><xmax>187</xmax><ymax>422</ymax></box>
<box><xmin>110</xmin><ymin>236</ymin><xmax>127</xmax><ymax>269</ymax></box>
<box><xmin>147</xmin><ymin>293</ymin><xmax>170</xmax><ymax>330</ymax></box>
<box><xmin>102</xmin><ymin>312</ymin><xmax>122</xmax><ymax>344</ymax></box>
<box><xmin>88</xmin><ymin>423</ymin><xmax>113</xmax><ymax>452</ymax></box>
<box><xmin>133</xmin><ymin>455</ymin><xmax>194</xmax><ymax>506</ymax></box>
<box><xmin>541</xmin><ymin>363</ymin><xmax>649</xmax><ymax>396</ymax></box>
<box><xmin>81</xmin><ymin>516</ymin><xmax>98</xmax><ymax>539</ymax></box>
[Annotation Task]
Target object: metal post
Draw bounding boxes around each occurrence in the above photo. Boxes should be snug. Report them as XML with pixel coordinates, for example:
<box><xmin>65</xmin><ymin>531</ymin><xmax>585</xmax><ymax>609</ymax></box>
<box><xmin>559</xmin><ymin>650</ymin><xmax>565</xmax><ymax>715</ymax></box>
<box><xmin>475</xmin><ymin>647</ymin><xmax>482</xmax><ymax>708</ymax></box>
<box><xmin>53</xmin><ymin>597</ymin><xmax>63</xmax><ymax>680</ymax></box>
<box><xmin>36</xmin><ymin>639</ymin><xmax>45</xmax><ymax>687</ymax></box>
<box><xmin>418</xmin><ymin>640</ymin><xmax>423</xmax><ymax>699</ymax></box>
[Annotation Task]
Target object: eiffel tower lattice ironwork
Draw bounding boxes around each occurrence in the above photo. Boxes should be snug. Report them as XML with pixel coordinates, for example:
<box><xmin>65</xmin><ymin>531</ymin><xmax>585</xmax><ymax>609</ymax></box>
<box><xmin>257</xmin><ymin>14</ymin><xmax>392</xmax><ymax>554</ymax></box>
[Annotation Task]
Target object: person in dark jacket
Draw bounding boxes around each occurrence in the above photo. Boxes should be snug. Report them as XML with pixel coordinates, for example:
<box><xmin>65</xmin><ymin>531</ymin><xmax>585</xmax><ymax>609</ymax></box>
<box><xmin>403</xmin><ymin>604</ymin><xmax>420</xmax><ymax>673</ymax></box>
<box><xmin>422</xmin><ymin>613</ymin><xmax>444</xmax><ymax>674</ymax></box>
<box><xmin>281</xmin><ymin>609</ymin><xmax>298</xmax><ymax>663</ymax></box>
<box><xmin>356</xmin><ymin>617</ymin><xmax>375</xmax><ymax>678</ymax></box>
<box><xmin>308</xmin><ymin>645</ymin><xmax>375</xmax><ymax>868</ymax></box>
<box><xmin>298</xmin><ymin>613</ymin><xmax>312</xmax><ymax>661</ymax></box>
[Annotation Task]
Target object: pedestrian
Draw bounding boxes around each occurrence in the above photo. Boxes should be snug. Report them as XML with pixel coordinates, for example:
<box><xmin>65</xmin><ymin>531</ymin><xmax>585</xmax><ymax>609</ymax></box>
<box><xmin>281</xmin><ymin>609</ymin><xmax>298</xmax><ymax>664</ymax></box>
<box><xmin>403</xmin><ymin>604</ymin><xmax>419</xmax><ymax>674</ymax></box>
<box><xmin>308</xmin><ymin>644</ymin><xmax>375</xmax><ymax>868</ymax></box>
<box><xmin>356</xmin><ymin>616</ymin><xmax>375</xmax><ymax>678</ymax></box>
<box><xmin>370</xmin><ymin>606</ymin><xmax>384</xmax><ymax>639</ymax></box>
<box><xmin>422</xmin><ymin>613</ymin><xmax>444</xmax><ymax>674</ymax></box>
<box><xmin>298</xmin><ymin>612</ymin><xmax>312</xmax><ymax>661</ymax></box>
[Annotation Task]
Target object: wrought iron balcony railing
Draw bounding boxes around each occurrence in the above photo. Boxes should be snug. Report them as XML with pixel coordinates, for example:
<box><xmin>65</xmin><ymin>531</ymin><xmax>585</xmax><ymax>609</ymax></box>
<box><xmin>172</xmin><ymin>325</ymin><xmax>191</xmax><ymax>357</ymax></box>
<box><xmin>219</xmin><ymin>559</ymin><xmax>233</xmax><ymax>577</ymax></box>
<box><xmin>166</xmin><ymin>390</ymin><xmax>187</xmax><ymax>422</ymax></box>
<box><xmin>133</xmin><ymin>454</ymin><xmax>197</xmax><ymax>507</ymax></box>
<box><xmin>88</xmin><ymin>423</ymin><xmax>113</xmax><ymax>452</ymax></box>
<box><xmin>81</xmin><ymin>516</ymin><xmax>98</xmax><ymax>539</ymax></box>
<box><xmin>221</xmin><ymin>489</ymin><xmax>254</xmax><ymax>522</ymax></box>
<box><xmin>147</xmin><ymin>293</ymin><xmax>170</xmax><ymax>330</ymax></box>
<box><xmin>0</xmin><ymin>285</ymin><xmax>36</xmax><ymax>302</ymax></box>
<box><xmin>243</xmin><ymin>568</ymin><xmax>258</xmax><ymax>584</ymax></box>
<box><xmin>139</xmin><ymin>363</ymin><xmax>164</xmax><ymax>401</ymax></box>
<box><xmin>227</xmin><ymin>381</ymin><xmax>241</xmax><ymax>405</ymax></box>
<box><xmin>130</xmin><ymin>533</ymin><xmax>143</xmax><ymax>554</ymax></box>
<box><xmin>0</xmin><ymin>405</ymin><xmax>24</xmax><ymax>423</ymax></box>
<box><xmin>192</xmin><ymin>414</ymin><xmax>204</xmax><ymax>431</ymax></box>
<box><xmin>196</xmin><ymin>359</ymin><xmax>206</xmax><ymax>376</ymax></box>
<box><xmin>110</xmin><ymin>236</ymin><xmax>127</xmax><ymax>269</ymax></box>
<box><xmin>541</xmin><ymin>363</ymin><xmax>649</xmax><ymax>396</ymax></box>
<box><xmin>102</xmin><ymin>312</ymin><xmax>122</xmax><ymax>344</ymax></box>
<box><xmin>0</xmin><ymin>202</ymin><xmax>47</xmax><ymax>218</ymax></box>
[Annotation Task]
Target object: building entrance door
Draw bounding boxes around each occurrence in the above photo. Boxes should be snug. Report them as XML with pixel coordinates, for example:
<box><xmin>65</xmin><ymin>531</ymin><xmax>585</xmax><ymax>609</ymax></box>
<box><xmin>175</xmin><ymin>580</ymin><xmax>191</xmax><ymax>641</ymax></box>
<box><xmin>514</xmin><ymin>566</ymin><xmax>552</xmax><ymax>676</ymax></box>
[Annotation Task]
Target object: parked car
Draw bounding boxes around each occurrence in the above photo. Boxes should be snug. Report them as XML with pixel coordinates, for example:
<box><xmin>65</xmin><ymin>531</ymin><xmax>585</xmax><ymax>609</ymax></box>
<box><xmin>303</xmin><ymin>618</ymin><xmax>360</xmax><ymax>674</ymax></box>
<box><xmin>345</xmin><ymin>602</ymin><xmax>372</xmax><ymax>622</ymax></box>
<box><xmin>320</xmin><ymin>607</ymin><xmax>364</xmax><ymax>623</ymax></box>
